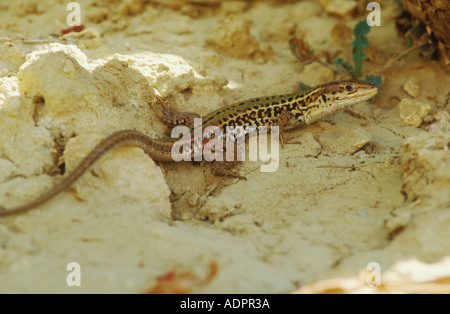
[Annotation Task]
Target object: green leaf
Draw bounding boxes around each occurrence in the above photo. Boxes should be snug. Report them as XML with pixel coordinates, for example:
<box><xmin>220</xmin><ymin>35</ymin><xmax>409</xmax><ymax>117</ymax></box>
<box><xmin>364</xmin><ymin>75</ymin><xmax>382</xmax><ymax>90</ymax></box>
<box><xmin>351</xmin><ymin>37</ymin><xmax>369</xmax><ymax>48</ymax></box>
<box><xmin>351</xmin><ymin>20</ymin><xmax>371</xmax><ymax>78</ymax></box>
<box><xmin>332</xmin><ymin>21</ymin><xmax>372</xmax><ymax>78</ymax></box>
<box><xmin>334</xmin><ymin>57</ymin><xmax>344</xmax><ymax>66</ymax></box>
<box><xmin>297</xmin><ymin>82</ymin><xmax>311</xmax><ymax>92</ymax></box>
<box><xmin>334</xmin><ymin>57</ymin><xmax>354</xmax><ymax>75</ymax></box>
<box><xmin>353</xmin><ymin>20</ymin><xmax>370</xmax><ymax>37</ymax></box>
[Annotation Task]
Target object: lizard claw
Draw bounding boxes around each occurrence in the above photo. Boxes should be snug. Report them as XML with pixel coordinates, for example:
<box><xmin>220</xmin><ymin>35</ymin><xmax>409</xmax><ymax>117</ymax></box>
<box><xmin>225</xmin><ymin>170</ymin><xmax>247</xmax><ymax>180</ymax></box>
<box><xmin>280</xmin><ymin>134</ymin><xmax>300</xmax><ymax>148</ymax></box>
<box><xmin>213</xmin><ymin>163</ymin><xmax>246</xmax><ymax>180</ymax></box>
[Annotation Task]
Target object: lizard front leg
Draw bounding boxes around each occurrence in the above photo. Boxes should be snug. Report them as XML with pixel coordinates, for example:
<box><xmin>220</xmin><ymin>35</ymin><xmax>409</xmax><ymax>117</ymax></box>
<box><xmin>277</xmin><ymin>110</ymin><xmax>300</xmax><ymax>146</ymax></box>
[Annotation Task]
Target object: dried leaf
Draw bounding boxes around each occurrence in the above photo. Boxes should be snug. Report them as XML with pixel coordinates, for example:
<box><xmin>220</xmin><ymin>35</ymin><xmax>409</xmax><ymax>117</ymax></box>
<box><xmin>144</xmin><ymin>262</ymin><xmax>218</xmax><ymax>294</ymax></box>
<box><xmin>351</xmin><ymin>20</ymin><xmax>371</xmax><ymax>78</ymax></box>
<box><xmin>289</xmin><ymin>37</ymin><xmax>314</xmax><ymax>62</ymax></box>
<box><xmin>331</xmin><ymin>23</ymin><xmax>353</xmax><ymax>50</ymax></box>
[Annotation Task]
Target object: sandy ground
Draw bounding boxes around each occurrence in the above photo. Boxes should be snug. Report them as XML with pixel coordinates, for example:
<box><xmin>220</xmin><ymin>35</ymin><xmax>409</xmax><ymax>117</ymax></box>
<box><xmin>0</xmin><ymin>0</ymin><xmax>449</xmax><ymax>293</ymax></box>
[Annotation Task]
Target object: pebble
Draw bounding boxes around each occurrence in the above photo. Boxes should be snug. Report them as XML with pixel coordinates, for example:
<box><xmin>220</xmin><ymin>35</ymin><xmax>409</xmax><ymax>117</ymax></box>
<box><xmin>188</xmin><ymin>193</ymin><xmax>200</xmax><ymax>207</ymax></box>
<box><xmin>329</xmin><ymin>127</ymin><xmax>372</xmax><ymax>155</ymax></box>
<box><xmin>298</xmin><ymin>62</ymin><xmax>334</xmax><ymax>87</ymax></box>
<box><xmin>319</xmin><ymin>0</ymin><xmax>358</xmax><ymax>17</ymax></box>
<box><xmin>402</xmin><ymin>77</ymin><xmax>421</xmax><ymax>98</ymax></box>
<box><xmin>206</xmin><ymin>15</ymin><xmax>268</xmax><ymax>61</ymax></box>
<box><xmin>398</xmin><ymin>98</ymin><xmax>431</xmax><ymax>127</ymax></box>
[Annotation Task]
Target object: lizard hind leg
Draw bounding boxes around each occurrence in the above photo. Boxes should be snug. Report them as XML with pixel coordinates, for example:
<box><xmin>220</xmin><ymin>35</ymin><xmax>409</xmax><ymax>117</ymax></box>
<box><xmin>152</xmin><ymin>96</ymin><xmax>201</xmax><ymax>128</ymax></box>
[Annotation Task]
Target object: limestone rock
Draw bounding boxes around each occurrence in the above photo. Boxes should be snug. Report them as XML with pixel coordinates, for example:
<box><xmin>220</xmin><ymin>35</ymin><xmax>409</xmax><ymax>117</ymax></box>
<box><xmin>399</xmin><ymin>133</ymin><xmax>450</xmax><ymax>206</ymax></box>
<box><xmin>398</xmin><ymin>99</ymin><xmax>431</xmax><ymax>127</ymax></box>
<box><xmin>319</xmin><ymin>0</ymin><xmax>358</xmax><ymax>17</ymax></box>
<box><xmin>402</xmin><ymin>77</ymin><xmax>421</xmax><ymax>98</ymax></box>
<box><xmin>298</xmin><ymin>62</ymin><xmax>334</xmax><ymax>87</ymax></box>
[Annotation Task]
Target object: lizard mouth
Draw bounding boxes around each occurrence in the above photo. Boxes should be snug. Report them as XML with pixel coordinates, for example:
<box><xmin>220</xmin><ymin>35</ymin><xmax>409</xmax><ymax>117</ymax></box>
<box><xmin>337</xmin><ymin>86</ymin><xmax>378</xmax><ymax>105</ymax></box>
<box><xmin>355</xmin><ymin>88</ymin><xmax>378</xmax><ymax>101</ymax></box>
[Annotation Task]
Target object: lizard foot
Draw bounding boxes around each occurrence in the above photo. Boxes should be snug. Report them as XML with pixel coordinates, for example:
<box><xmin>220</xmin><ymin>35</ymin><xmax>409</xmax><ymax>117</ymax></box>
<box><xmin>280</xmin><ymin>134</ymin><xmax>301</xmax><ymax>147</ymax></box>
<box><xmin>213</xmin><ymin>162</ymin><xmax>246</xmax><ymax>180</ymax></box>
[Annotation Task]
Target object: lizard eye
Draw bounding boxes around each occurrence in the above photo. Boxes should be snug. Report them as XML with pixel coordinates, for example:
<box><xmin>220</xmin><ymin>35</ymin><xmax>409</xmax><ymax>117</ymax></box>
<box><xmin>345</xmin><ymin>85</ymin><xmax>353</xmax><ymax>91</ymax></box>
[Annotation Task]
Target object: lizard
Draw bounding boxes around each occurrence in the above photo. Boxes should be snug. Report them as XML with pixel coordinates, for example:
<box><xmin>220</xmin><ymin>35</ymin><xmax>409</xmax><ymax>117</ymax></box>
<box><xmin>0</xmin><ymin>79</ymin><xmax>378</xmax><ymax>217</ymax></box>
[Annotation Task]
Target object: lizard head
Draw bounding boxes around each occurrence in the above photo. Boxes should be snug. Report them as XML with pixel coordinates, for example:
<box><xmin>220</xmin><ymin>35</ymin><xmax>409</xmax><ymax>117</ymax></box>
<box><xmin>320</xmin><ymin>80</ymin><xmax>378</xmax><ymax>108</ymax></box>
<box><xmin>301</xmin><ymin>80</ymin><xmax>379</xmax><ymax>125</ymax></box>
